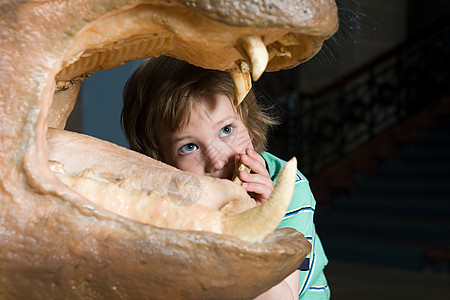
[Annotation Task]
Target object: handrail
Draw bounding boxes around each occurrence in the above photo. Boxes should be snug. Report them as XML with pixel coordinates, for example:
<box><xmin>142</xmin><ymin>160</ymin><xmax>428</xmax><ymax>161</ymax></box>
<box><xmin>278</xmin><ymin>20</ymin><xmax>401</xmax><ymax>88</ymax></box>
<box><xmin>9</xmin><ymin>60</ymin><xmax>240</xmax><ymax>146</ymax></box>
<box><xmin>281</xmin><ymin>14</ymin><xmax>450</xmax><ymax>177</ymax></box>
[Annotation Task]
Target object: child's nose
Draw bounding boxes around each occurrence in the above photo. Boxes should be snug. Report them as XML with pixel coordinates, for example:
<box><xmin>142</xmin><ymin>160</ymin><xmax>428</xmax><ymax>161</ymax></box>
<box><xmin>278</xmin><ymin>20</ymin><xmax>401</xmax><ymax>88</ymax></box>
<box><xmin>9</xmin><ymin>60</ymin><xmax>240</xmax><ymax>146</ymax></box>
<box><xmin>204</xmin><ymin>144</ymin><xmax>229</xmax><ymax>171</ymax></box>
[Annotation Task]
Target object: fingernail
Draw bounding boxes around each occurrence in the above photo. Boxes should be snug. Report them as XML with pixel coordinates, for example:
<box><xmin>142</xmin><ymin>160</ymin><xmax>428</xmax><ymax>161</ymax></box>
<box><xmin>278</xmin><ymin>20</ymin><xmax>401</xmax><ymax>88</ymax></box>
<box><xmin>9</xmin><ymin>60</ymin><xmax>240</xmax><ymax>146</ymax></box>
<box><xmin>239</xmin><ymin>171</ymin><xmax>246</xmax><ymax>178</ymax></box>
<box><xmin>246</xmin><ymin>148</ymin><xmax>253</xmax><ymax>154</ymax></box>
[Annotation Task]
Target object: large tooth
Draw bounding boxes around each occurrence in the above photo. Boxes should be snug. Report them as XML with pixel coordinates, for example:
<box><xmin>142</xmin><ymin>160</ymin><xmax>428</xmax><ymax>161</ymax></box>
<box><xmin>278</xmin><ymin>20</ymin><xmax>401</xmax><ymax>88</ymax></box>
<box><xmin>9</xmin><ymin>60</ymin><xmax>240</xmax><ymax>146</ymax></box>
<box><xmin>223</xmin><ymin>157</ymin><xmax>297</xmax><ymax>242</ymax></box>
<box><xmin>235</xmin><ymin>35</ymin><xmax>269</xmax><ymax>81</ymax></box>
<box><xmin>228</xmin><ymin>60</ymin><xmax>252</xmax><ymax>106</ymax></box>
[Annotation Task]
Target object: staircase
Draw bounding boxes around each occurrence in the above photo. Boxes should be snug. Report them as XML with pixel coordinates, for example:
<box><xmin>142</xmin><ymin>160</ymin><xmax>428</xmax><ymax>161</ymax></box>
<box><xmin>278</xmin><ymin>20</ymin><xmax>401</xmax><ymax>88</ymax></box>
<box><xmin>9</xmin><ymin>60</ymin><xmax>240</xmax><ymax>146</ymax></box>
<box><xmin>314</xmin><ymin>97</ymin><xmax>450</xmax><ymax>272</ymax></box>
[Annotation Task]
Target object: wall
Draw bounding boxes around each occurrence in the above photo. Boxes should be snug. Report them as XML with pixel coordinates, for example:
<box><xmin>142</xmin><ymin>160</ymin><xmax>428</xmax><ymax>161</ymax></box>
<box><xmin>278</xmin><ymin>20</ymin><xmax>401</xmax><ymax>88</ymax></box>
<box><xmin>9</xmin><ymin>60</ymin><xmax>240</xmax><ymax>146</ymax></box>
<box><xmin>69</xmin><ymin>60</ymin><xmax>142</xmax><ymax>147</ymax></box>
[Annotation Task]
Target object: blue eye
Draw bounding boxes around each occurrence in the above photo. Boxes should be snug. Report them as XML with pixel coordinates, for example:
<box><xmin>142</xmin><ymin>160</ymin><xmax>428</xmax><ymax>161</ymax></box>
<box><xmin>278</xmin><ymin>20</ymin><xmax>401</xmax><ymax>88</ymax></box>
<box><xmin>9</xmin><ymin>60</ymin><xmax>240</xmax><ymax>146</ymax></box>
<box><xmin>180</xmin><ymin>143</ymin><xmax>198</xmax><ymax>154</ymax></box>
<box><xmin>219</xmin><ymin>125</ymin><xmax>233</xmax><ymax>137</ymax></box>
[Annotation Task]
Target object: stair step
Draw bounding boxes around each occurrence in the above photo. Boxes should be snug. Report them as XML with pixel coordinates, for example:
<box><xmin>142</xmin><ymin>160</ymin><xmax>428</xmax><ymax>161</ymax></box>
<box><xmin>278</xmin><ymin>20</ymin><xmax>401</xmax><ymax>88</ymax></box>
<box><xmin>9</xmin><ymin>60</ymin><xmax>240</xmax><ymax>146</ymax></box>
<box><xmin>403</xmin><ymin>140</ymin><xmax>450</xmax><ymax>153</ymax></box>
<box><xmin>318</xmin><ymin>104</ymin><xmax>450</xmax><ymax>271</ymax></box>
<box><xmin>318</xmin><ymin>233</ymin><xmax>432</xmax><ymax>270</ymax></box>
<box><xmin>414</xmin><ymin>128</ymin><xmax>450</xmax><ymax>143</ymax></box>
<box><xmin>315</xmin><ymin>205</ymin><xmax>449</xmax><ymax>270</ymax></box>
<box><xmin>332</xmin><ymin>195</ymin><xmax>450</xmax><ymax>220</ymax></box>
<box><xmin>401</xmin><ymin>150</ymin><xmax>450</xmax><ymax>164</ymax></box>
<box><xmin>422</xmin><ymin>249</ymin><xmax>450</xmax><ymax>272</ymax></box>
<box><xmin>380</xmin><ymin>159</ymin><xmax>450</xmax><ymax>180</ymax></box>
<box><xmin>435</xmin><ymin>116</ymin><xmax>450</xmax><ymax>129</ymax></box>
<box><xmin>403</xmin><ymin>142</ymin><xmax>450</xmax><ymax>155</ymax></box>
<box><xmin>315</xmin><ymin>212</ymin><xmax>449</xmax><ymax>245</ymax></box>
<box><xmin>382</xmin><ymin>156</ymin><xmax>450</xmax><ymax>167</ymax></box>
<box><xmin>352</xmin><ymin>175</ymin><xmax>450</xmax><ymax>198</ymax></box>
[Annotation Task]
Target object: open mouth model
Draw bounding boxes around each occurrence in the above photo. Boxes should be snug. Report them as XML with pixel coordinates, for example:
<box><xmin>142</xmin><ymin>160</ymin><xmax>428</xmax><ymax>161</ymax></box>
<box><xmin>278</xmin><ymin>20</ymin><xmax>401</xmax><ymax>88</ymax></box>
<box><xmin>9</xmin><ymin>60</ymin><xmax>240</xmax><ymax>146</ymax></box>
<box><xmin>0</xmin><ymin>0</ymin><xmax>337</xmax><ymax>298</ymax></box>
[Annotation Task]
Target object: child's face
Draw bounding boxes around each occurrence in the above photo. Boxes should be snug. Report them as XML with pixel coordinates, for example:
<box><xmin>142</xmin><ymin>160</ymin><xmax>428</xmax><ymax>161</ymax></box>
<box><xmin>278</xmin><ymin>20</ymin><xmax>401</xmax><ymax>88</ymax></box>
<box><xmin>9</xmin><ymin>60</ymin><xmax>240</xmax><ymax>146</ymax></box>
<box><xmin>159</xmin><ymin>93</ymin><xmax>254</xmax><ymax>179</ymax></box>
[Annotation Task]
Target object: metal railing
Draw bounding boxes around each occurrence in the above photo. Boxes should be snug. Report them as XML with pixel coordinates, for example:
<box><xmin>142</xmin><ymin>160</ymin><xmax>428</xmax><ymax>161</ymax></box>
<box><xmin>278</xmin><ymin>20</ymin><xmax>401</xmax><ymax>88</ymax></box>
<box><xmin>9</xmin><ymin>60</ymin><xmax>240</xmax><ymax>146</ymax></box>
<box><xmin>284</xmin><ymin>16</ymin><xmax>450</xmax><ymax>176</ymax></box>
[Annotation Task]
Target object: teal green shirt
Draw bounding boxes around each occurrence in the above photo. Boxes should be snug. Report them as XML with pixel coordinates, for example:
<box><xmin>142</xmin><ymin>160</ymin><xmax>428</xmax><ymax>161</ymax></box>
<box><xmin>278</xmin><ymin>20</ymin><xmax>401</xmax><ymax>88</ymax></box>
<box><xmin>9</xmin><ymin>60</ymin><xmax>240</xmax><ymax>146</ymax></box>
<box><xmin>262</xmin><ymin>152</ymin><xmax>330</xmax><ymax>299</ymax></box>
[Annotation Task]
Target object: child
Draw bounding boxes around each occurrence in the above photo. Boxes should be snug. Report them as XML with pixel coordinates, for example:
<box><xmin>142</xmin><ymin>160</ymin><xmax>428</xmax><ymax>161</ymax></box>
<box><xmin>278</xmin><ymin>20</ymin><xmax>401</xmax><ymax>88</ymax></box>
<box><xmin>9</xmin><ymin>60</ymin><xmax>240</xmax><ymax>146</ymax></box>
<box><xmin>121</xmin><ymin>56</ymin><xmax>330</xmax><ymax>299</ymax></box>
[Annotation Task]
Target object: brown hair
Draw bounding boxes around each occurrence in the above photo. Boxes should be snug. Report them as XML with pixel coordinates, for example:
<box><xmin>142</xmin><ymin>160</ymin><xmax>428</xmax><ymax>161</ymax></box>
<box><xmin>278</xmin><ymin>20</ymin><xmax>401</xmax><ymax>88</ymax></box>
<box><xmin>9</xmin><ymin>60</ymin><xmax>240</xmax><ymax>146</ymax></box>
<box><xmin>121</xmin><ymin>56</ymin><xmax>277</xmax><ymax>161</ymax></box>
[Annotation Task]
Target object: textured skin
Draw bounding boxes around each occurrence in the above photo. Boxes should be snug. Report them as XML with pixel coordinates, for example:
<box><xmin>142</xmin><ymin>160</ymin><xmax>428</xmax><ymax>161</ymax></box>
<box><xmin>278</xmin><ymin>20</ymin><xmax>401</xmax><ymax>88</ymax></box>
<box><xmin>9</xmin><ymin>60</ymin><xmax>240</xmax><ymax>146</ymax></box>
<box><xmin>0</xmin><ymin>0</ymin><xmax>337</xmax><ymax>298</ymax></box>
<box><xmin>183</xmin><ymin>0</ymin><xmax>338</xmax><ymax>31</ymax></box>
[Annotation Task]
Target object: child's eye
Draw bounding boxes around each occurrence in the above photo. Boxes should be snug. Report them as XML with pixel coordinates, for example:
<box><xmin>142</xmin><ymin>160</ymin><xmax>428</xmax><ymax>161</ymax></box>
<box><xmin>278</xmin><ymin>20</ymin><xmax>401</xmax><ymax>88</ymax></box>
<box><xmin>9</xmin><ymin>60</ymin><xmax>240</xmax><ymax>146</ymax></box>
<box><xmin>219</xmin><ymin>125</ymin><xmax>233</xmax><ymax>137</ymax></box>
<box><xmin>180</xmin><ymin>143</ymin><xmax>198</xmax><ymax>154</ymax></box>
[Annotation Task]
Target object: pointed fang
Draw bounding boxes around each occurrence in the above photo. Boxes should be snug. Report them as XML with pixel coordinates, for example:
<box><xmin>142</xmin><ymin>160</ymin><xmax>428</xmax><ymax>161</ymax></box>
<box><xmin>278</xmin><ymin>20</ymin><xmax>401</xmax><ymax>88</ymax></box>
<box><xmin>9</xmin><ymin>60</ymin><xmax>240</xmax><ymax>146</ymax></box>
<box><xmin>223</xmin><ymin>157</ymin><xmax>297</xmax><ymax>242</ymax></box>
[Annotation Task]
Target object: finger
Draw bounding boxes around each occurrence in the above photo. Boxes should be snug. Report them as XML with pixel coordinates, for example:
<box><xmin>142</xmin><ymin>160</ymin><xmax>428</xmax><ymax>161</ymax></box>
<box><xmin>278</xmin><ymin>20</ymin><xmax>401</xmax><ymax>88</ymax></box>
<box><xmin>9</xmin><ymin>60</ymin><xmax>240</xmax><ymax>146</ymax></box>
<box><xmin>239</xmin><ymin>171</ymin><xmax>274</xmax><ymax>202</ymax></box>
<box><xmin>240</xmin><ymin>150</ymin><xmax>268</xmax><ymax>176</ymax></box>
<box><xmin>242</xmin><ymin>181</ymin><xmax>273</xmax><ymax>203</ymax></box>
<box><xmin>245</xmin><ymin>148</ymin><xmax>266</xmax><ymax>167</ymax></box>
<box><xmin>239</xmin><ymin>171</ymin><xmax>273</xmax><ymax>188</ymax></box>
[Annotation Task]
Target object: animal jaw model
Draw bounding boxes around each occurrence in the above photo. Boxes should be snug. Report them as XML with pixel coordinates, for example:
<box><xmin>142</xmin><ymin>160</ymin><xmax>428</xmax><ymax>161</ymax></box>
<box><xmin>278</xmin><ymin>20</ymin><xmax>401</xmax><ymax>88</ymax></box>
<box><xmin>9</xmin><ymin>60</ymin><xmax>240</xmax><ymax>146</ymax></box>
<box><xmin>0</xmin><ymin>0</ymin><xmax>338</xmax><ymax>299</ymax></box>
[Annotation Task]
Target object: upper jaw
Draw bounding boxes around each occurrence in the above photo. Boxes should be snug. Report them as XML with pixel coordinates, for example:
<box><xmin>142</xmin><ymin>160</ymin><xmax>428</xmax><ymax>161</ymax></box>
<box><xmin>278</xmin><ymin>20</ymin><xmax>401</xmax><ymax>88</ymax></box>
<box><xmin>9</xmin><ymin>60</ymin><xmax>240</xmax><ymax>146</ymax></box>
<box><xmin>53</xmin><ymin>1</ymin><xmax>338</xmax><ymax>109</ymax></box>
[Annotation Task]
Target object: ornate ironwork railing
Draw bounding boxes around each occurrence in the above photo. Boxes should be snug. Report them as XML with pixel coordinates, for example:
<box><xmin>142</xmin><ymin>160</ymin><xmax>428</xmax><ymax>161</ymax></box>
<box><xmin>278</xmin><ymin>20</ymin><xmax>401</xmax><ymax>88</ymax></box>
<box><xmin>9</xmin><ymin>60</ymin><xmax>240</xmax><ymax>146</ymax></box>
<box><xmin>285</xmin><ymin>16</ymin><xmax>450</xmax><ymax>177</ymax></box>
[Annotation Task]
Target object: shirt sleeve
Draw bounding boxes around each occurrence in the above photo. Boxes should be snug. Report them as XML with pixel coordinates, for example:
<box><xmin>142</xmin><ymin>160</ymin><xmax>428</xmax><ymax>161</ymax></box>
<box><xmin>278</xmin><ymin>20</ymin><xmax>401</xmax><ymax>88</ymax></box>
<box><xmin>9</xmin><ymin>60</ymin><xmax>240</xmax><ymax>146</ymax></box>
<box><xmin>277</xmin><ymin>170</ymin><xmax>321</xmax><ymax>298</ymax></box>
<box><xmin>278</xmin><ymin>170</ymin><xmax>316</xmax><ymax>237</ymax></box>
<box><xmin>262</xmin><ymin>152</ymin><xmax>329</xmax><ymax>298</ymax></box>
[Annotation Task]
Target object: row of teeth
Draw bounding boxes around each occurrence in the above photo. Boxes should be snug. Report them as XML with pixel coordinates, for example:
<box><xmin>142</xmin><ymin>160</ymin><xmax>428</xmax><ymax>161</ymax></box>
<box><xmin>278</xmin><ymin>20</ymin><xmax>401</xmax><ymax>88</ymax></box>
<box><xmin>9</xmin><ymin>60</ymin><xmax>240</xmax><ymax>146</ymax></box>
<box><xmin>48</xmin><ymin>156</ymin><xmax>298</xmax><ymax>243</ymax></box>
<box><xmin>49</xmin><ymin>160</ymin><xmax>226</xmax><ymax>234</ymax></box>
<box><xmin>55</xmin><ymin>33</ymin><xmax>299</xmax><ymax>107</ymax></box>
<box><xmin>230</xmin><ymin>33</ymin><xmax>297</xmax><ymax>106</ymax></box>
<box><xmin>49</xmin><ymin>160</ymin><xmax>147</xmax><ymax>196</ymax></box>
<box><xmin>49</xmin><ymin>160</ymin><xmax>238</xmax><ymax>217</ymax></box>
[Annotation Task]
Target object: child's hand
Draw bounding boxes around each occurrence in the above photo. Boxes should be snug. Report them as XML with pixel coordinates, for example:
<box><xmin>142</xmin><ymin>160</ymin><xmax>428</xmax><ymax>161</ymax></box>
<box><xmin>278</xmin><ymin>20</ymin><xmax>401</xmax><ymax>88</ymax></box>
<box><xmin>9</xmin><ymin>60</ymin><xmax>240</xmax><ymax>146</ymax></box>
<box><xmin>236</xmin><ymin>148</ymin><xmax>273</xmax><ymax>204</ymax></box>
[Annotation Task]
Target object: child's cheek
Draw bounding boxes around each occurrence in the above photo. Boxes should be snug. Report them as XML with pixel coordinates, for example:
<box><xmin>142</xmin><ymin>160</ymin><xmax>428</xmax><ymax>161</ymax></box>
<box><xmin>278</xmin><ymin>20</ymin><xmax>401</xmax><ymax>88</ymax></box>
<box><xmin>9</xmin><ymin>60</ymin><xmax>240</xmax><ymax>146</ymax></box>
<box><xmin>173</xmin><ymin>156</ymin><xmax>194</xmax><ymax>172</ymax></box>
<box><xmin>185</xmin><ymin>153</ymin><xmax>208</xmax><ymax>175</ymax></box>
<box><xmin>233</xmin><ymin>130</ymin><xmax>253</xmax><ymax>154</ymax></box>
